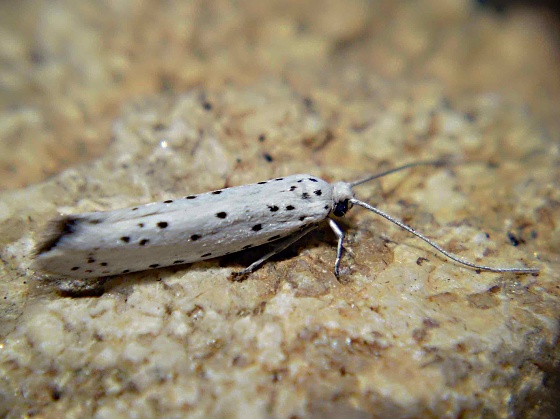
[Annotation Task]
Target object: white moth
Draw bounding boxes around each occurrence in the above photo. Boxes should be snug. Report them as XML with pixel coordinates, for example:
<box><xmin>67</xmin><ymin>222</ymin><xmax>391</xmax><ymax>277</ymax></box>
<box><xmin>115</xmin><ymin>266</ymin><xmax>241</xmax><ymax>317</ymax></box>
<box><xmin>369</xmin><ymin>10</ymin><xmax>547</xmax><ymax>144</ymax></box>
<box><xmin>32</xmin><ymin>161</ymin><xmax>539</xmax><ymax>280</ymax></box>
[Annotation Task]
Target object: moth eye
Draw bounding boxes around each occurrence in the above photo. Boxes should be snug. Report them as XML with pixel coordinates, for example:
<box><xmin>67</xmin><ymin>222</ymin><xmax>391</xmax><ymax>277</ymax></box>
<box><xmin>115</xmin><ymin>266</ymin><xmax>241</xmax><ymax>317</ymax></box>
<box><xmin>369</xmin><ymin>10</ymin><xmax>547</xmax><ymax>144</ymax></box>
<box><xmin>333</xmin><ymin>200</ymin><xmax>349</xmax><ymax>217</ymax></box>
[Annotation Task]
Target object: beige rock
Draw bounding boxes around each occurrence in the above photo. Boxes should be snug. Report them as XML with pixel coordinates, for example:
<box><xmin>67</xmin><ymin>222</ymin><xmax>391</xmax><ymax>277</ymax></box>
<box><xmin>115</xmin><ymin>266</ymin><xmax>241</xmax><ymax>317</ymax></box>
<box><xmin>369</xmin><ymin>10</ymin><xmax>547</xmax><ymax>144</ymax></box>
<box><xmin>1</xmin><ymin>1</ymin><xmax>558</xmax><ymax>418</ymax></box>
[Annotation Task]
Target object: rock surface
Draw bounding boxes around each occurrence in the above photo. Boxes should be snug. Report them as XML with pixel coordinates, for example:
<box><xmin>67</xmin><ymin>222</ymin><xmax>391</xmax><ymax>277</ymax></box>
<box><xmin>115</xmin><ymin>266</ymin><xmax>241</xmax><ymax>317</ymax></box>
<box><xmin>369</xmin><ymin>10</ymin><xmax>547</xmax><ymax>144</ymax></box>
<box><xmin>1</xmin><ymin>1</ymin><xmax>558</xmax><ymax>417</ymax></box>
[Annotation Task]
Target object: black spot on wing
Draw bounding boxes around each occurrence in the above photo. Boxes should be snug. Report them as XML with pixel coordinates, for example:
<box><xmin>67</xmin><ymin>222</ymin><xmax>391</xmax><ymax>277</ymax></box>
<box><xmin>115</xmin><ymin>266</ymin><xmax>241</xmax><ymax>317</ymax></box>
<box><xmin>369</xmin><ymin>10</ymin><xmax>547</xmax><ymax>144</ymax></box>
<box><xmin>286</xmin><ymin>205</ymin><xmax>295</xmax><ymax>211</ymax></box>
<box><xmin>139</xmin><ymin>239</ymin><xmax>149</xmax><ymax>246</ymax></box>
<box><xmin>301</xmin><ymin>192</ymin><xmax>310</xmax><ymax>199</ymax></box>
<box><xmin>314</xmin><ymin>190</ymin><xmax>322</xmax><ymax>196</ymax></box>
<box><xmin>216</xmin><ymin>212</ymin><xmax>227</xmax><ymax>218</ymax></box>
<box><xmin>163</xmin><ymin>200</ymin><xmax>173</xmax><ymax>204</ymax></box>
<box><xmin>191</xmin><ymin>234</ymin><xmax>201</xmax><ymax>241</ymax></box>
<box><xmin>252</xmin><ymin>224</ymin><xmax>262</xmax><ymax>232</ymax></box>
<box><xmin>268</xmin><ymin>205</ymin><xmax>279</xmax><ymax>212</ymax></box>
<box><xmin>157</xmin><ymin>221</ymin><xmax>168</xmax><ymax>228</ymax></box>
<box><xmin>212</xmin><ymin>190</ymin><xmax>222</xmax><ymax>195</ymax></box>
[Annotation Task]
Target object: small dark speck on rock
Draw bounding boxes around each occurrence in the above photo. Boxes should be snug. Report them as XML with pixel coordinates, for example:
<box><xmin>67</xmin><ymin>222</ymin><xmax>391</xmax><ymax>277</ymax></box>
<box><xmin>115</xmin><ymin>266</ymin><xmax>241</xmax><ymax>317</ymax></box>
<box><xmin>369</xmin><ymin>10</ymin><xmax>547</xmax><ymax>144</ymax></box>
<box><xmin>507</xmin><ymin>232</ymin><xmax>525</xmax><ymax>247</ymax></box>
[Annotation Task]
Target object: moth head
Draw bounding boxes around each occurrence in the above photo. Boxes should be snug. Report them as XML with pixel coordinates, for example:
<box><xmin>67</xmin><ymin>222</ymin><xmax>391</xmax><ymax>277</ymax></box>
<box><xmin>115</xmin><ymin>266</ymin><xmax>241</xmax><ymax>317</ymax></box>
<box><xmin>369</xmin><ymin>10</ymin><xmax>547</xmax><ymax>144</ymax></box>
<box><xmin>331</xmin><ymin>182</ymin><xmax>354</xmax><ymax>217</ymax></box>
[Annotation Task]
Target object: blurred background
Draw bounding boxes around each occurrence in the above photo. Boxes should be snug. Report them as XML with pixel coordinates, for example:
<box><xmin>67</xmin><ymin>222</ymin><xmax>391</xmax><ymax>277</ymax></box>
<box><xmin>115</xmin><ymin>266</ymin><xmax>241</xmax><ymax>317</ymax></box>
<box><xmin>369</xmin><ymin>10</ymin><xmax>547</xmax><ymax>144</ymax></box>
<box><xmin>0</xmin><ymin>0</ymin><xmax>559</xmax><ymax>189</ymax></box>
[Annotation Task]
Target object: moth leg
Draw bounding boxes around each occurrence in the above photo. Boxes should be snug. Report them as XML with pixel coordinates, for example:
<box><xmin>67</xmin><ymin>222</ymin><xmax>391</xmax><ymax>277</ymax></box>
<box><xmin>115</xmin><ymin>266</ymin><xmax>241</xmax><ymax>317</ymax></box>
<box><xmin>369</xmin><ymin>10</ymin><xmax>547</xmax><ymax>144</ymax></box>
<box><xmin>231</xmin><ymin>225</ymin><xmax>318</xmax><ymax>281</ymax></box>
<box><xmin>328</xmin><ymin>218</ymin><xmax>345</xmax><ymax>277</ymax></box>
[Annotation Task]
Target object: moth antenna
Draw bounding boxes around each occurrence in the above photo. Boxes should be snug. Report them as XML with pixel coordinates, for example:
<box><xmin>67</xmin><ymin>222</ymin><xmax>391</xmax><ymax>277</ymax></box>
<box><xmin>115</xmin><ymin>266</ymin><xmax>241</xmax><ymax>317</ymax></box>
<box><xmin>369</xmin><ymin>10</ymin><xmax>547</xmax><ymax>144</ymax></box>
<box><xmin>350</xmin><ymin>159</ymin><xmax>450</xmax><ymax>187</ymax></box>
<box><xmin>350</xmin><ymin>198</ymin><xmax>539</xmax><ymax>274</ymax></box>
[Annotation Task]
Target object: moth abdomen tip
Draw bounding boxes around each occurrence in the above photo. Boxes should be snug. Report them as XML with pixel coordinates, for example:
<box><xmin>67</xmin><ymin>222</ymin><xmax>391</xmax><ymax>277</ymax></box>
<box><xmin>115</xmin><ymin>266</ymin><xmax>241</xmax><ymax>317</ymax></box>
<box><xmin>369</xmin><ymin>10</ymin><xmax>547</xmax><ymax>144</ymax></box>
<box><xmin>33</xmin><ymin>215</ymin><xmax>81</xmax><ymax>256</ymax></box>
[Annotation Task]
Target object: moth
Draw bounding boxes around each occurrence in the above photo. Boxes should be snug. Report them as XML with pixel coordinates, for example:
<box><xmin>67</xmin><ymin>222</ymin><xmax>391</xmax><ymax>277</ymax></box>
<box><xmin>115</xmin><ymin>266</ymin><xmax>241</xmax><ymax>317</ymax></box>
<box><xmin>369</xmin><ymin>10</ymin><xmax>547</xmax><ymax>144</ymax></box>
<box><xmin>32</xmin><ymin>161</ymin><xmax>539</xmax><ymax>279</ymax></box>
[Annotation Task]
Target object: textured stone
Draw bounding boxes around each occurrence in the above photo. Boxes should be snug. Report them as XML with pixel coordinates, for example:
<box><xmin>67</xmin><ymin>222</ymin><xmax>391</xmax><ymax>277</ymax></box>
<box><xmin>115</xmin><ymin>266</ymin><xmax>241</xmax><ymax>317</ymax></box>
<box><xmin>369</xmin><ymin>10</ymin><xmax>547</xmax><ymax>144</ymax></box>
<box><xmin>1</xmin><ymin>1</ymin><xmax>559</xmax><ymax>418</ymax></box>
